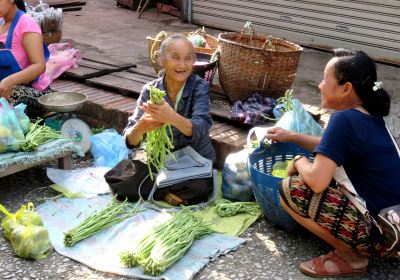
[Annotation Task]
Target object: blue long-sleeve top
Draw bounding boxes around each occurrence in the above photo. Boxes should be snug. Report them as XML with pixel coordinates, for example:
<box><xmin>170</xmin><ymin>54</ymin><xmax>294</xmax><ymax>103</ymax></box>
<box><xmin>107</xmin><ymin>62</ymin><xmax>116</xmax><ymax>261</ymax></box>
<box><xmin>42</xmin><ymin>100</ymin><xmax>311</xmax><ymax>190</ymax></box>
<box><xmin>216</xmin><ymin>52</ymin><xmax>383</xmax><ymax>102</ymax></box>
<box><xmin>123</xmin><ymin>74</ymin><xmax>216</xmax><ymax>161</ymax></box>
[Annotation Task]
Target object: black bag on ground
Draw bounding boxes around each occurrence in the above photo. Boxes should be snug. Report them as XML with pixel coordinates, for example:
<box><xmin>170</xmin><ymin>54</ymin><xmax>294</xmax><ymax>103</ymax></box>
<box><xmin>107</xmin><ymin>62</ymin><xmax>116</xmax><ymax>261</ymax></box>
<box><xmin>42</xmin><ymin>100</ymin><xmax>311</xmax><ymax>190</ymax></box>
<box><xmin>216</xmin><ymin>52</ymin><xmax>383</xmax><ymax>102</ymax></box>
<box><xmin>104</xmin><ymin>159</ymin><xmax>155</xmax><ymax>202</ymax></box>
<box><xmin>104</xmin><ymin>159</ymin><xmax>213</xmax><ymax>205</ymax></box>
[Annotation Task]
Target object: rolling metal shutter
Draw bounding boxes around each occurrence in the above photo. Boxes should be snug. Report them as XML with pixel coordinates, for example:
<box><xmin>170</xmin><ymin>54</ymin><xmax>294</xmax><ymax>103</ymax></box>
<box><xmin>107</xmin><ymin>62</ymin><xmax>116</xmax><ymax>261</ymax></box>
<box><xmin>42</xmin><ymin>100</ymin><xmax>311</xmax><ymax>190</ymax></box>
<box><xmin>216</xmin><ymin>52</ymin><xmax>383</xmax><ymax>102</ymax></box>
<box><xmin>191</xmin><ymin>0</ymin><xmax>400</xmax><ymax>64</ymax></box>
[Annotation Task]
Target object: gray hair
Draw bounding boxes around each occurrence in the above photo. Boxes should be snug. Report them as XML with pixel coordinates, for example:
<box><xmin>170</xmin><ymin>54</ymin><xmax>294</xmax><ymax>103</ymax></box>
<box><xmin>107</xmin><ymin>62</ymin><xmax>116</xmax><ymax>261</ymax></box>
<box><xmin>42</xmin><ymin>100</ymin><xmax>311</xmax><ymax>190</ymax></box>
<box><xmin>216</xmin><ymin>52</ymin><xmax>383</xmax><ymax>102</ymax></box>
<box><xmin>159</xmin><ymin>34</ymin><xmax>195</xmax><ymax>60</ymax></box>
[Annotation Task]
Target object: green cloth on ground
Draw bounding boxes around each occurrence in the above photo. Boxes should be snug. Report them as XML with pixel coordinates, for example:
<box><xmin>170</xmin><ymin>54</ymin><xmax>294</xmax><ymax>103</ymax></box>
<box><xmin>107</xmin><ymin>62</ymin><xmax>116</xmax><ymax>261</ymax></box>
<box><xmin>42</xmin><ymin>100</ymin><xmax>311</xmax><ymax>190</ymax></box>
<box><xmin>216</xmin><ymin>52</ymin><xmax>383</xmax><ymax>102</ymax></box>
<box><xmin>197</xmin><ymin>202</ymin><xmax>261</xmax><ymax>236</ymax></box>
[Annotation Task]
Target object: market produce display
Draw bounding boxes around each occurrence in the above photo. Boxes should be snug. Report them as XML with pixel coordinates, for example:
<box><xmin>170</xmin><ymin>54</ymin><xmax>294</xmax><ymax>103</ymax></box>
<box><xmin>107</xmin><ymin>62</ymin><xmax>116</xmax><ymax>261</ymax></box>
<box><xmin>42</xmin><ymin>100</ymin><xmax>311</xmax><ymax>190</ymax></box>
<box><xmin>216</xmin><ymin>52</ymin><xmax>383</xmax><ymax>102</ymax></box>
<box><xmin>145</xmin><ymin>86</ymin><xmax>175</xmax><ymax>179</ymax></box>
<box><xmin>20</xmin><ymin>118</ymin><xmax>65</xmax><ymax>152</ymax></box>
<box><xmin>120</xmin><ymin>207</ymin><xmax>213</xmax><ymax>276</ymax></box>
<box><xmin>64</xmin><ymin>198</ymin><xmax>142</xmax><ymax>247</ymax></box>
<box><xmin>215</xmin><ymin>199</ymin><xmax>261</xmax><ymax>217</ymax></box>
<box><xmin>0</xmin><ymin>203</ymin><xmax>52</xmax><ymax>260</ymax></box>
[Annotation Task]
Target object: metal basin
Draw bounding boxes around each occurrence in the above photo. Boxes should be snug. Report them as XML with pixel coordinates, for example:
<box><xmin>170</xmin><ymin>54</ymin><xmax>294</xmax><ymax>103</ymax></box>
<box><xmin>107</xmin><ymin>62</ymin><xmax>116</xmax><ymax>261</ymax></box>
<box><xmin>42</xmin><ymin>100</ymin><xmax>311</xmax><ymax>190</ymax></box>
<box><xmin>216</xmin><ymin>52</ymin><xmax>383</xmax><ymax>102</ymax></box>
<box><xmin>38</xmin><ymin>92</ymin><xmax>88</xmax><ymax>113</ymax></box>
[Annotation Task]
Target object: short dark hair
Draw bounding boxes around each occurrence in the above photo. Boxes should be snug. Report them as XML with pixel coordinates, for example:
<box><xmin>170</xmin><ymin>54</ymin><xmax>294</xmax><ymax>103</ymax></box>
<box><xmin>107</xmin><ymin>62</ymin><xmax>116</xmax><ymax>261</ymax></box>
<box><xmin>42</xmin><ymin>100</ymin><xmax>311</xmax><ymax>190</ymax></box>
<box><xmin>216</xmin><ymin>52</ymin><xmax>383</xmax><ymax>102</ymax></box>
<box><xmin>332</xmin><ymin>48</ymin><xmax>390</xmax><ymax>116</ymax></box>
<box><xmin>15</xmin><ymin>0</ymin><xmax>26</xmax><ymax>12</ymax></box>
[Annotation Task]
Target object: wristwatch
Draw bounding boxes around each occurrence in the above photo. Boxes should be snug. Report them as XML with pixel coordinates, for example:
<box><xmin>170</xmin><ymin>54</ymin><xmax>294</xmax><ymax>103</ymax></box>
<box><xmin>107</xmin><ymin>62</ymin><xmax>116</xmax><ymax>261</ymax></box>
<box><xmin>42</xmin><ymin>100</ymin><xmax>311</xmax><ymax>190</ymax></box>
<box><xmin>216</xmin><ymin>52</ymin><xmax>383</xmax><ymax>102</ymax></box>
<box><xmin>293</xmin><ymin>155</ymin><xmax>304</xmax><ymax>163</ymax></box>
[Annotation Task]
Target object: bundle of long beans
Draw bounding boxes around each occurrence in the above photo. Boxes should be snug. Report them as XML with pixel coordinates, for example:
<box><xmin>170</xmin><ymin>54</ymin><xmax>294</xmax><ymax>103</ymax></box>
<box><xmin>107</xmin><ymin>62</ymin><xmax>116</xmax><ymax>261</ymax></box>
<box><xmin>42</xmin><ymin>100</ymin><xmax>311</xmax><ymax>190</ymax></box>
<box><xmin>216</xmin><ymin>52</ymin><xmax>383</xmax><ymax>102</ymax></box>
<box><xmin>120</xmin><ymin>208</ymin><xmax>213</xmax><ymax>276</ymax></box>
<box><xmin>64</xmin><ymin>198</ymin><xmax>142</xmax><ymax>247</ymax></box>
<box><xmin>145</xmin><ymin>86</ymin><xmax>175</xmax><ymax>179</ymax></box>
<box><xmin>20</xmin><ymin>118</ymin><xmax>65</xmax><ymax>152</ymax></box>
<box><xmin>215</xmin><ymin>199</ymin><xmax>261</xmax><ymax>217</ymax></box>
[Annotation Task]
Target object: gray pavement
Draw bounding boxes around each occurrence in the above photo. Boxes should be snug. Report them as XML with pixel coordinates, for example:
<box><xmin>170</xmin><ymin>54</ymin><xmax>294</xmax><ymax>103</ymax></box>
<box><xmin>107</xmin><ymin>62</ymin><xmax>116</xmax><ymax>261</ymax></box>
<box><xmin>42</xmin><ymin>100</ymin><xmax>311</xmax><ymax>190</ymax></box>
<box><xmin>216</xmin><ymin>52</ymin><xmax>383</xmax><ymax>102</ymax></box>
<box><xmin>1</xmin><ymin>1</ymin><xmax>400</xmax><ymax>279</ymax></box>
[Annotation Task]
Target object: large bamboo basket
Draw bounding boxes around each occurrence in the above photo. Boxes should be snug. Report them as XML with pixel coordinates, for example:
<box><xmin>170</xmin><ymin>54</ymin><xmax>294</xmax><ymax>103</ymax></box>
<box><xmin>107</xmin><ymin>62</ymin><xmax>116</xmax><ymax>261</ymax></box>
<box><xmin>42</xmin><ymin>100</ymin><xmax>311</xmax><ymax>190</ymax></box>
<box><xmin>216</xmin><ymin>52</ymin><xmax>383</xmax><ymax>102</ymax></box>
<box><xmin>218</xmin><ymin>24</ymin><xmax>303</xmax><ymax>103</ymax></box>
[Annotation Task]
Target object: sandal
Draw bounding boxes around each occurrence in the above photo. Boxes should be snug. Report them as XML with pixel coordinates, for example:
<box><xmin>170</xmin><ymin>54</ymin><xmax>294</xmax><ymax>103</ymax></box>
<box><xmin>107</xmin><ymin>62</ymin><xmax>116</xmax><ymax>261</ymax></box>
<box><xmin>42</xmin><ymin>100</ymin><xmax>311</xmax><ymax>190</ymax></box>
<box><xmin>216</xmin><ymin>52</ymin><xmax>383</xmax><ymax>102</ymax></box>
<box><xmin>299</xmin><ymin>251</ymin><xmax>368</xmax><ymax>278</ymax></box>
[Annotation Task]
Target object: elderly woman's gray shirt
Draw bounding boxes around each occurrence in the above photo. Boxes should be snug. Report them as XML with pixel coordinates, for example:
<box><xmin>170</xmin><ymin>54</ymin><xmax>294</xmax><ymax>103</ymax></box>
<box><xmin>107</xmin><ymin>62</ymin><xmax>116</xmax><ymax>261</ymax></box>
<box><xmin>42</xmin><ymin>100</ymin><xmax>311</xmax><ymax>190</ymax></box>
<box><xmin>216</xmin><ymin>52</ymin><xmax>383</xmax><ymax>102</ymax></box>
<box><xmin>124</xmin><ymin>74</ymin><xmax>216</xmax><ymax>161</ymax></box>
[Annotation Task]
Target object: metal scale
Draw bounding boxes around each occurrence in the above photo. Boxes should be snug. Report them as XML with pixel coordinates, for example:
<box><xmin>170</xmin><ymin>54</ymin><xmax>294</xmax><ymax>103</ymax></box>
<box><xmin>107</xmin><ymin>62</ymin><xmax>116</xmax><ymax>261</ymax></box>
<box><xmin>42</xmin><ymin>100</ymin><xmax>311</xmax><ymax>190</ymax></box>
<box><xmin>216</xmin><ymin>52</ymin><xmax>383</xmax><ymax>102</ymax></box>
<box><xmin>38</xmin><ymin>92</ymin><xmax>92</xmax><ymax>154</ymax></box>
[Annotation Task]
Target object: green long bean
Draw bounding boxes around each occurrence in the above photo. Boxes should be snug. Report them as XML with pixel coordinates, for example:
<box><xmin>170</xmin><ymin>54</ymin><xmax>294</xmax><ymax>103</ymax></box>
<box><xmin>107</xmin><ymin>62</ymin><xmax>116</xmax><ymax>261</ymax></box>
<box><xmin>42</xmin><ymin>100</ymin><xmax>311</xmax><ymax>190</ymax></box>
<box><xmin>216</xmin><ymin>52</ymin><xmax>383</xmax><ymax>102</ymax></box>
<box><xmin>215</xmin><ymin>199</ymin><xmax>261</xmax><ymax>217</ymax></box>
<box><xmin>120</xmin><ymin>208</ymin><xmax>213</xmax><ymax>276</ymax></box>
<box><xmin>63</xmin><ymin>198</ymin><xmax>142</xmax><ymax>247</ymax></box>
<box><xmin>145</xmin><ymin>86</ymin><xmax>175</xmax><ymax>179</ymax></box>
<box><xmin>20</xmin><ymin>118</ymin><xmax>65</xmax><ymax>152</ymax></box>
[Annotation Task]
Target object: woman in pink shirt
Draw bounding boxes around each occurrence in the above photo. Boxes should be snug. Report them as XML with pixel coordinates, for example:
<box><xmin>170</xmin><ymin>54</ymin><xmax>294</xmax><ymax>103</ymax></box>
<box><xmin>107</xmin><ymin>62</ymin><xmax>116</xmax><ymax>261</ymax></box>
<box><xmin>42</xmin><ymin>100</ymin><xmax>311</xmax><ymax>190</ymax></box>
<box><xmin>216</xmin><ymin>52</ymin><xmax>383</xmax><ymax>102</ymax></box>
<box><xmin>0</xmin><ymin>0</ymin><xmax>52</xmax><ymax>113</ymax></box>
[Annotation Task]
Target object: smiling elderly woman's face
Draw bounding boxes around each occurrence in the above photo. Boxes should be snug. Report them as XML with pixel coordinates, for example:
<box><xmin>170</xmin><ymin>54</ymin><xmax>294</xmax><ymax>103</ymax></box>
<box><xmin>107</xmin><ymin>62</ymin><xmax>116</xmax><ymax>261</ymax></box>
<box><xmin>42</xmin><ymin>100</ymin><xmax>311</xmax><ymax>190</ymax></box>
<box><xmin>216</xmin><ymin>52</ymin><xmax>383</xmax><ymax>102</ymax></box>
<box><xmin>160</xmin><ymin>39</ymin><xmax>194</xmax><ymax>83</ymax></box>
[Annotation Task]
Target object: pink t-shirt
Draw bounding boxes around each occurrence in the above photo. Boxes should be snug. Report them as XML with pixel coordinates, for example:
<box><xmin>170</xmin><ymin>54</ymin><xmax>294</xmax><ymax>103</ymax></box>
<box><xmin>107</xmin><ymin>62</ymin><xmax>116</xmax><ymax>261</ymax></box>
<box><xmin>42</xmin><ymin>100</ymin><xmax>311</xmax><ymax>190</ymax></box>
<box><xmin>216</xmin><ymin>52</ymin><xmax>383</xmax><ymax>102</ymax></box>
<box><xmin>0</xmin><ymin>14</ymin><xmax>50</xmax><ymax>91</ymax></box>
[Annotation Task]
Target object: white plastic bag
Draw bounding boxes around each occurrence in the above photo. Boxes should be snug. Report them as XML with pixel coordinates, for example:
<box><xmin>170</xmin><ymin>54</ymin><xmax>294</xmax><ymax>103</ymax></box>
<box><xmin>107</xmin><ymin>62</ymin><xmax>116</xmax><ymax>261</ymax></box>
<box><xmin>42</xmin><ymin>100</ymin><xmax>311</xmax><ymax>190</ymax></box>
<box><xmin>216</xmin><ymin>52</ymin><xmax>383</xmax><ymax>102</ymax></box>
<box><xmin>46</xmin><ymin>167</ymin><xmax>111</xmax><ymax>198</ymax></box>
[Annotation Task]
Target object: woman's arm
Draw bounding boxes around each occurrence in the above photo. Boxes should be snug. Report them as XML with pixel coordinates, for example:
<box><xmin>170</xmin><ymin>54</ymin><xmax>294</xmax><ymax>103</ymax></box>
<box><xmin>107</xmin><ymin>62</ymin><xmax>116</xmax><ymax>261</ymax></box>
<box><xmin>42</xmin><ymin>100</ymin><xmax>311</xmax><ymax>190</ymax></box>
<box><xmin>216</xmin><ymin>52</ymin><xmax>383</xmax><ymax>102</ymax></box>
<box><xmin>266</xmin><ymin>127</ymin><xmax>321</xmax><ymax>152</ymax></box>
<box><xmin>290</xmin><ymin>153</ymin><xmax>337</xmax><ymax>193</ymax></box>
<box><xmin>0</xmin><ymin>32</ymin><xmax>45</xmax><ymax>98</ymax></box>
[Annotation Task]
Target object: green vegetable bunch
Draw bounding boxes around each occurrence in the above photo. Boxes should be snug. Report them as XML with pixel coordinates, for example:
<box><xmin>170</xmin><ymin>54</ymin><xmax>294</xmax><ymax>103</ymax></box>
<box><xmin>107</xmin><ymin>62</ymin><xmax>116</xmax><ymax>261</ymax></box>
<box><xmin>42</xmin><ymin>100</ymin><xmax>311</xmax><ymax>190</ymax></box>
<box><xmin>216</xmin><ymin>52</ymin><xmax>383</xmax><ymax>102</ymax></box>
<box><xmin>145</xmin><ymin>86</ymin><xmax>175</xmax><ymax>179</ymax></box>
<box><xmin>271</xmin><ymin>160</ymin><xmax>293</xmax><ymax>178</ymax></box>
<box><xmin>20</xmin><ymin>118</ymin><xmax>65</xmax><ymax>152</ymax></box>
<box><xmin>63</xmin><ymin>198</ymin><xmax>142</xmax><ymax>247</ymax></box>
<box><xmin>276</xmin><ymin>89</ymin><xmax>294</xmax><ymax>113</ymax></box>
<box><xmin>120</xmin><ymin>207</ymin><xmax>213</xmax><ymax>276</ymax></box>
<box><xmin>215</xmin><ymin>199</ymin><xmax>261</xmax><ymax>217</ymax></box>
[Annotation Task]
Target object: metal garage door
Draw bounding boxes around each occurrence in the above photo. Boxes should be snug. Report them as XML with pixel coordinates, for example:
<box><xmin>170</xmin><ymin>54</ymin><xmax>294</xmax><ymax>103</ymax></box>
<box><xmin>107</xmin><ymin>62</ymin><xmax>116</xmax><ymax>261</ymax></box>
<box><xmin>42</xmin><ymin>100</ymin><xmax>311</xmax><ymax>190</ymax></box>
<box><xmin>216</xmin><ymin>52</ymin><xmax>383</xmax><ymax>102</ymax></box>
<box><xmin>190</xmin><ymin>0</ymin><xmax>400</xmax><ymax>64</ymax></box>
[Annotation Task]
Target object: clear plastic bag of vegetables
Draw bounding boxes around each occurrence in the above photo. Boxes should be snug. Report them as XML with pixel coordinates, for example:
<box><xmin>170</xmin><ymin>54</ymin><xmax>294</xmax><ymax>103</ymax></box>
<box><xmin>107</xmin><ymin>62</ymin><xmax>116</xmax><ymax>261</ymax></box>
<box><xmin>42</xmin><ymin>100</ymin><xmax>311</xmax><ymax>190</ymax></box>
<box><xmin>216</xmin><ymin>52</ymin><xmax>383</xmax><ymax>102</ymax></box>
<box><xmin>0</xmin><ymin>98</ymin><xmax>25</xmax><ymax>153</ymax></box>
<box><xmin>0</xmin><ymin>203</ymin><xmax>44</xmax><ymax>240</ymax></box>
<box><xmin>13</xmin><ymin>103</ymin><xmax>30</xmax><ymax>134</ymax></box>
<box><xmin>10</xmin><ymin>223</ymin><xmax>53</xmax><ymax>260</ymax></box>
<box><xmin>276</xmin><ymin>99</ymin><xmax>324</xmax><ymax>136</ymax></box>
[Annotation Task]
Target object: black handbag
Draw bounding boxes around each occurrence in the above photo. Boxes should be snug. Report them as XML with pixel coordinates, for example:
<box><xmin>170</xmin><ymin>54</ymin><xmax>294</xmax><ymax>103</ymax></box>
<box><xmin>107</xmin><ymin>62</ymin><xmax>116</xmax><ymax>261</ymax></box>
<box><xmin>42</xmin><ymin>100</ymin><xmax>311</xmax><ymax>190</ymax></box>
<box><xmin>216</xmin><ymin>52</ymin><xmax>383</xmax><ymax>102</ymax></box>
<box><xmin>340</xmin><ymin>124</ymin><xmax>400</xmax><ymax>257</ymax></box>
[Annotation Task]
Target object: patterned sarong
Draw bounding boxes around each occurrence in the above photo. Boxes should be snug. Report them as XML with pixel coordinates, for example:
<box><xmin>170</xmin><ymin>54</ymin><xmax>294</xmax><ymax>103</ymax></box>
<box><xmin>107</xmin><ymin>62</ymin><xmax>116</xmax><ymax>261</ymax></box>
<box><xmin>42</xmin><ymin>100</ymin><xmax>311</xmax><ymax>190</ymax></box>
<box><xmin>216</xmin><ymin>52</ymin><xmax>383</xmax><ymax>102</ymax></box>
<box><xmin>279</xmin><ymin>176</ymin><xmax>386</xmax><ymax>257</ymax></box>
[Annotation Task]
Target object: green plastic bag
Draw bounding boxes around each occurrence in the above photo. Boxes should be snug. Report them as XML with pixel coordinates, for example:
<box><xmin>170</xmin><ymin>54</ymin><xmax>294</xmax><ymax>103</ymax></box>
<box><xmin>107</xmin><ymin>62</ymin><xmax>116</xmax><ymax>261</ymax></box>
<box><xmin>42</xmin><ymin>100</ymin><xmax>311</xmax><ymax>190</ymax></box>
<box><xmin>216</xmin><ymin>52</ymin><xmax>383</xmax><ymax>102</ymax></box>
<box><xmin>0</xmin><ymin>203</ymin><xmax>44</xmax><ymax>240</ymax></box>
<box><xmin>10</xmin><ymin>224</ymin><xmax>53</xmax><ymax>260</ymax></box>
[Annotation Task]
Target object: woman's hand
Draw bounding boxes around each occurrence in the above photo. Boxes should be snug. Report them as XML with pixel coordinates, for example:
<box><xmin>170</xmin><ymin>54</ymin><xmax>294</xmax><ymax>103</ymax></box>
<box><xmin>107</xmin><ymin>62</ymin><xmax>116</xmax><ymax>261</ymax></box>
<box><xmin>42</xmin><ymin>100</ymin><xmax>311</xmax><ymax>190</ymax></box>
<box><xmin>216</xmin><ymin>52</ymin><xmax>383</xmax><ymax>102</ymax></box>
<box><xmin>136</xmin><ymin>113</ymin><xmax>164</xmax><ymax>134</ymax></box>
<box><xmin>140</xmin><ymin>101</ymin><xmax>176</xmax><ymax>124</ymax></box>
<box><xmin>265</xmin><ymin>127</ymin><xmax>294</xmax><ymax>143</ymax></box>
<box><xmin>0</xmin><ymin>78</ymin><xmax>14</xmax><ymax>99</ymax></box>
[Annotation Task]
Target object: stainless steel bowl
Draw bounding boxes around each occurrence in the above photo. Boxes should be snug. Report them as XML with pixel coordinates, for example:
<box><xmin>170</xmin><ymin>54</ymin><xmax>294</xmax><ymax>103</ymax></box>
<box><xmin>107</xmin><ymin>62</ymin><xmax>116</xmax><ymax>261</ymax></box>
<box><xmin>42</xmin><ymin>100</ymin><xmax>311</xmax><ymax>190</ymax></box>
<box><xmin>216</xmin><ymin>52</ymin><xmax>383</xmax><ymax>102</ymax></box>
<box><xmin>38</xmin><ymin>92</ymin><xmax>88</xmax><ymax>113</ymax></box>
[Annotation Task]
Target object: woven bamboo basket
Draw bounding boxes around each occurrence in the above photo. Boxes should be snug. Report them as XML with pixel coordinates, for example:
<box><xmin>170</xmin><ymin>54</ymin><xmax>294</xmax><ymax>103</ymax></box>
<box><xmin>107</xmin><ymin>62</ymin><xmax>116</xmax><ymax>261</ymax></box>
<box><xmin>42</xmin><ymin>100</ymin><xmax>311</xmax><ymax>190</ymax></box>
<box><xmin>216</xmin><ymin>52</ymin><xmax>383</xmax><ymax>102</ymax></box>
<box><xmin>43</xmin><ymin>30</ymin><xmax>62</xmax><ymax>45</ymax></box>
<box><xmin>218</xmin><ymin>25</ymin><xmax>303</xmax><ymax>103</ymax></box>
<box><xmin>146</xmin><ymin>29</ymin><xmax>219</xmax><ymax>74</ymax></box>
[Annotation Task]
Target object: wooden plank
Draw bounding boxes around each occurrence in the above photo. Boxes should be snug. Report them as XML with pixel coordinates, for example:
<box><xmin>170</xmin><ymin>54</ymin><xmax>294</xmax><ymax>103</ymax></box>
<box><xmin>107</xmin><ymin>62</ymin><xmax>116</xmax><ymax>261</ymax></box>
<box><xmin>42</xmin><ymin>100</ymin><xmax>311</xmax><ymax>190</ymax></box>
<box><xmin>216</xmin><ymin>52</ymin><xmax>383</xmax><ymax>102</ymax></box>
<box><xmin>64</xmin><ymin>60</ymin><xmax>121</xmax><ymax>80</ymax></box>
<box><xmin>127</xmin><ymin>64</ymin><xmax>158</xmax><ymax>79</ymax></box>
<box><xmin>80</xmin><ymin>52</ymin><xmax>135</xmax><ymax>69</ymax></box>
<box><xmin>112</xmin><ymin>71</ymin><xmax>153</xmax><ymax>85</ymax></box>
<box><xmin>86</xmin><ymin>74</ymin><xmax>144</xmax><ymax>96</ymax></box>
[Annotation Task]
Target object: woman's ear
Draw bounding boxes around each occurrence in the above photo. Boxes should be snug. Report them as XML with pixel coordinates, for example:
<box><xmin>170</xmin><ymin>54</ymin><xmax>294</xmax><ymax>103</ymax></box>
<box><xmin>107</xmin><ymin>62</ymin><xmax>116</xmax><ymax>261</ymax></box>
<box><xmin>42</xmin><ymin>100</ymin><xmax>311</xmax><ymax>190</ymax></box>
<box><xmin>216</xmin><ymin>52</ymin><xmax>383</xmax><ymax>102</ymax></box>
<box><xmin>157</xmin><ymin>52</ymin><xmax>164</xmax><ymax>67</ymax></box>
<box><xmin>342</xmin><ymin>82</ymin><xmax>353</xmax><ymax>95</ymax></box>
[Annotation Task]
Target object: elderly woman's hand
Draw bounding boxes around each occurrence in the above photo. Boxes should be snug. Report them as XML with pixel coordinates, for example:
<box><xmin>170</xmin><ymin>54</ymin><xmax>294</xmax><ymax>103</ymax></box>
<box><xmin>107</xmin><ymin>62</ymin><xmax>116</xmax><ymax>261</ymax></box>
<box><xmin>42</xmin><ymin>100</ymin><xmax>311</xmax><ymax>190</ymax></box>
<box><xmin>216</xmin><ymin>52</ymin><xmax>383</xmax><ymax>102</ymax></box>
<box><xmin>140</xmin><ymin>101</ymin><xmax>177</xmax><ymax>124</ymax></box>
<box><xmin>136</xmin><ymin>113</ymin><xmax>164</xmax><ymax>134</ymax></box>
<box><xmin>0</xmin><ymin>78</ymin><xmax>14</xmax><ymax>99</ymax></box>
<box><xmin>265</xmin><ymin>126</ymin><xmax>294</xmax><ymax>143</ymax></box>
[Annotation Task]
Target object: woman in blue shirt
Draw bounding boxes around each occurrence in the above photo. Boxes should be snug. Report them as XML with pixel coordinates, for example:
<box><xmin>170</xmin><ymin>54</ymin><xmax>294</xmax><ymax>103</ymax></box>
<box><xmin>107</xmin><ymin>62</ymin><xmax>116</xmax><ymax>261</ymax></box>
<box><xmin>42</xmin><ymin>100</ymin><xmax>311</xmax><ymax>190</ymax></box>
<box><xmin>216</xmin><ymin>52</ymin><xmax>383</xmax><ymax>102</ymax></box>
<box><xmin>266</xmin><ymin>49</ymin><xmax>400</xmax><ymax>277</ymax></box>
<box><xmin>123</xmin><ymin>34</ymin><xmax>215</xmax><ymax>205</ymax></box>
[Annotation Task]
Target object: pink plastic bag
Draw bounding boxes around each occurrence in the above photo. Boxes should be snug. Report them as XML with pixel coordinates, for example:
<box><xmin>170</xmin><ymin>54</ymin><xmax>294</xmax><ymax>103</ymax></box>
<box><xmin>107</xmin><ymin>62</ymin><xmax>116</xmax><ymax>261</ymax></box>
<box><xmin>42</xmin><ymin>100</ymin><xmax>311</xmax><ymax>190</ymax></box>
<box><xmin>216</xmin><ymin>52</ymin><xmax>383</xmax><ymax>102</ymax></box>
<box><xmin>45</xmin><ymin>43</ymin><xmax>81</xmax><ymax>83</ymax></box>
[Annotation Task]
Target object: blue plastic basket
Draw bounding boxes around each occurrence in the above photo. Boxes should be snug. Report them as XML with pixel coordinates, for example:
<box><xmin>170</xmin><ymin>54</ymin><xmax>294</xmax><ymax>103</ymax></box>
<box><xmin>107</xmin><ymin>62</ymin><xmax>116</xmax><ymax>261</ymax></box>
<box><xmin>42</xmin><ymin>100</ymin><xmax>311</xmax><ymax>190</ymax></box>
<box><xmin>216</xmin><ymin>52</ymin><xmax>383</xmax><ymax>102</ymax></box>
<box><xmin>248</xmin><ymin>142</ymin><xmax>313</xmax><ymax>232</ymax></box>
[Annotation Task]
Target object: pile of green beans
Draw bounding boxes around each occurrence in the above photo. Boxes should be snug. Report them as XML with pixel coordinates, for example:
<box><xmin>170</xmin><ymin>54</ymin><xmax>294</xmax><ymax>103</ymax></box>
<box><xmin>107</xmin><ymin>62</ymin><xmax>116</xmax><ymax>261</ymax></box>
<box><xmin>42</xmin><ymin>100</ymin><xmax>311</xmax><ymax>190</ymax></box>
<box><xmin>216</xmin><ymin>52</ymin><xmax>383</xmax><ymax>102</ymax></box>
<box><xmin>215</xmin><ymin>199</ymin><xmax>261</xmax><ymax>217</ymax></box>
<box><xmin>145</xmin><ymin>86</ymin><xmax>175</xmax><ymax>179</ymax></box>
<box><xmin>20</xmin><ymin>118</ymin><xmax>65</xmax><ymax>152</ymax></box>
<box><xmin>63</xmin><ymin>198</ymin><xmax>142</xmax><ymax>247</ymax></box>
<box><xmin>120</xmin><ymin>207</ymin><xmax>213</xmax><ymax>276</ymax></box>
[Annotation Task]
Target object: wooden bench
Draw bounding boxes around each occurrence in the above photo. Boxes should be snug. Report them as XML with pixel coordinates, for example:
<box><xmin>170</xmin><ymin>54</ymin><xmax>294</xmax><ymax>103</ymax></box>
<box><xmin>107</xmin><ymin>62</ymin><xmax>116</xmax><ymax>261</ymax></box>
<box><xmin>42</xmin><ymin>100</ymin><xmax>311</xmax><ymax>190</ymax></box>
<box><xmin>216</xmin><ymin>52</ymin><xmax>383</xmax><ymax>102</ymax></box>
<box><xmin>0</xmin><ymin>150</ymin><xmax>72</xmax><ymax>179</ymax></box>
